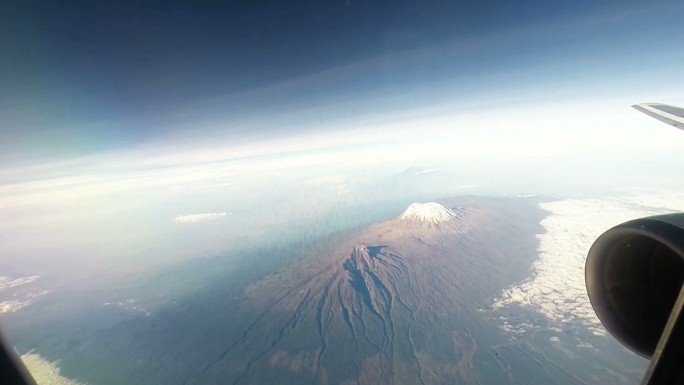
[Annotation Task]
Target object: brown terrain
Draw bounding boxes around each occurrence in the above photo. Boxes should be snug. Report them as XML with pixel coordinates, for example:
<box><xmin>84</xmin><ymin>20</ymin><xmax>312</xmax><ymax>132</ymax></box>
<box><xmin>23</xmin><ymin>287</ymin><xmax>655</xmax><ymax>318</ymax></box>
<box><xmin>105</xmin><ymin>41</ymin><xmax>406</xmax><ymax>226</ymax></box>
<box><xmin>184</xmin><ymin>199</ymin><xmax>543</xmax><ymax>385</ymax></box>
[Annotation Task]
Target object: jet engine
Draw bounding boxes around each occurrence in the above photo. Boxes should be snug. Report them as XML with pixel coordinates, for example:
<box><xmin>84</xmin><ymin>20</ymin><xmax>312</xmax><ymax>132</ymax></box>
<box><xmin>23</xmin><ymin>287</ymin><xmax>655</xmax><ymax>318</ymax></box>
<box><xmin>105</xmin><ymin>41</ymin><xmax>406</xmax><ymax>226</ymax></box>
<box><xmin>585</xmin><ymin>213</ymin><xmax>684</xmax><ymax>384</ymax></box>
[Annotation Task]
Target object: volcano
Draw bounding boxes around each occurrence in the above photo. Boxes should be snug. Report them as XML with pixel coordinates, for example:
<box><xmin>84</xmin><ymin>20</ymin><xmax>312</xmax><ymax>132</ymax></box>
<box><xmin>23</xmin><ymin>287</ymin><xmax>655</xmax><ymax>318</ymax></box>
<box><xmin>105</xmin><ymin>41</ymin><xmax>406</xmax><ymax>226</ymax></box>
<box><xmin>183</xmin><ymin>199</ymin><xmax>542</xmax><ymax>385</ymax></box>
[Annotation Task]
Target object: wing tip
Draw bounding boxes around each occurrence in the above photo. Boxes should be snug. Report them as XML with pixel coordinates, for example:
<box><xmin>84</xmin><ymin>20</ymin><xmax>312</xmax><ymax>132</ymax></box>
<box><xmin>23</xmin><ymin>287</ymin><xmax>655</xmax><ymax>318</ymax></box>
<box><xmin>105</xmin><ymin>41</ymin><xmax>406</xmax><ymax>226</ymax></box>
<box><xmin>632</xmin><ymin>102</ymin><xmax>684</xmax><ymax>130</ymax></box>
<box><xmin>632</xmin><ymin>102</ymin><xmax>661</xmax><ymax>109</ymax></box>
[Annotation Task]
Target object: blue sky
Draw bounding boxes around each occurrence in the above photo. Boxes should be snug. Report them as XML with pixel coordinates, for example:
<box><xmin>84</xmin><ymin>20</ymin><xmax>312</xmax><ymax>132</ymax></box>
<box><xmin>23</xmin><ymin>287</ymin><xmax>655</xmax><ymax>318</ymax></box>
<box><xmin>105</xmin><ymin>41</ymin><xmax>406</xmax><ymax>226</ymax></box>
<box><xmin>2</xmin><ymin>0</ymin><xmax>684</xmax><ymax>165</ymax></box>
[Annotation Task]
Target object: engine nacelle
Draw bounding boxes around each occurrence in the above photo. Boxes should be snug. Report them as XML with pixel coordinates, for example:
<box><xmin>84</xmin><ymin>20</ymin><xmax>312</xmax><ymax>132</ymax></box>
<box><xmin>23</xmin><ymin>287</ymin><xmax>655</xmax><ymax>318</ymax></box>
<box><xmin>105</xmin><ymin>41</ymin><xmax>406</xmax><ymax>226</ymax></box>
<box><xmin>585</xmin><ymin>214</ymin><xmax>684</xmax><ymax>358</ymax></box>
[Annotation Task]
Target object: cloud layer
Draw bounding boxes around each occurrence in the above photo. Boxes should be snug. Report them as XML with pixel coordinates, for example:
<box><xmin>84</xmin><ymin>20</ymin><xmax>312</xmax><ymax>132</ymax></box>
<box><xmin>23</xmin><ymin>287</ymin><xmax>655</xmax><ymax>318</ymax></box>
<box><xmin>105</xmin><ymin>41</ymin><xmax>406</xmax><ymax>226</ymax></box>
<box><xmin>21</xmin><ymin>352</ymin><xmax>85</xmax><ymax>385</ymax></box>
<box><xmin>493</xmin><ymin>192</ymin><xmax>683</xmax><ymax>335</ymax></box>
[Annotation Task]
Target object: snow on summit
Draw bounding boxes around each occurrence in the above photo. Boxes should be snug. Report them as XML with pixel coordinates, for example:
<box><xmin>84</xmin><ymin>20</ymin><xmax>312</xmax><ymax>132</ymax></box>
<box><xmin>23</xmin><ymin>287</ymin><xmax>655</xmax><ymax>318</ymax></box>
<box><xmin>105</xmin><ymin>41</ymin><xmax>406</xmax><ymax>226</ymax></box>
<box><xmin>400</xmin><ymin>202</ymin><xmax>458</xmax><ymax>224</ymax></box>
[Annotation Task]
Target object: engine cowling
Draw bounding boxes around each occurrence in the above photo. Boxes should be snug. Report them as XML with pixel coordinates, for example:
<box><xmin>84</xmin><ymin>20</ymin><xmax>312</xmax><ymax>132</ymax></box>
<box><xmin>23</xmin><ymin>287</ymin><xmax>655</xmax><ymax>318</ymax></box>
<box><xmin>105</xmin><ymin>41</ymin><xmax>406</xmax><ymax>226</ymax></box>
<box><xmin>585</xmin><ymin>214</ymin><xmax>684</xmax><ymax>358</ymax></box>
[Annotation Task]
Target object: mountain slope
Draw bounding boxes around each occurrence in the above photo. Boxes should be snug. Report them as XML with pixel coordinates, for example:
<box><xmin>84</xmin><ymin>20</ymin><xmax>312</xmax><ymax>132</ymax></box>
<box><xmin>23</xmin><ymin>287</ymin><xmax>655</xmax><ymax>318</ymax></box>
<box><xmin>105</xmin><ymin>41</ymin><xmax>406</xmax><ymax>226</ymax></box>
<box><xmin>182</xmin><ymin>200</ymin><xmax>542</xmax><ymax>385</ymax></box>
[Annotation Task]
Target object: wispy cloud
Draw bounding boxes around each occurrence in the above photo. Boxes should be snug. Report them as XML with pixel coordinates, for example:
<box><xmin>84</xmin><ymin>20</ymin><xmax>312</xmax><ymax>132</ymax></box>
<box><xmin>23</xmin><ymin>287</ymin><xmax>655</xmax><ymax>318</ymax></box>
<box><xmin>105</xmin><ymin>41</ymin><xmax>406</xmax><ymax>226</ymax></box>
<box><xmin>415</xmin><ymin>168</ymin><xmax>440</xmax><ymax>175</ymax></box>
<box><xmin>0</xmin><ymin>275</ymin><xmax>39</xmax><ymax>289</ymax></box>
<box><xmin>0</xmin><ymin>275</ymin><xmax>46</xmax><ymax>314</ymax></box>
<box><xmin>172</xmin><ymin>212</ymin><xmax>229</xmax><ymax>223</ymax></box>
<box><xmin>0</xmin><ymin>292</ymin><xmax>47</xmax><ymax>314</ymax></box>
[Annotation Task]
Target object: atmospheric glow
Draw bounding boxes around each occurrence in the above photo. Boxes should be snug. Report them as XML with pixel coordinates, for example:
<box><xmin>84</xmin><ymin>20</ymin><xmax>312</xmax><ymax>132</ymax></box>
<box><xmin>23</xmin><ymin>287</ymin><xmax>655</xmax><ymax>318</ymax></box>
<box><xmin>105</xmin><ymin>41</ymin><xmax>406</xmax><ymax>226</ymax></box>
<box><xmin>3</xmin><ymin>95</ymin><xmax>684</xmax><ymax>212</ymax></box>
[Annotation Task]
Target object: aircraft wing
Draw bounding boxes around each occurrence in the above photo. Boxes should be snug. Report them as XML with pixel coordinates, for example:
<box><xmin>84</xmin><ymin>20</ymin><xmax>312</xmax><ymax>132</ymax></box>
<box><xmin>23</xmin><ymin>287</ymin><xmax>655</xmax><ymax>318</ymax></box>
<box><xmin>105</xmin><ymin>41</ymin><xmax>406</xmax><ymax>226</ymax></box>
<box><xmin>633</xmin><ymin>103</ymin><xmax>684</xmax><ymax>130</ymax></box>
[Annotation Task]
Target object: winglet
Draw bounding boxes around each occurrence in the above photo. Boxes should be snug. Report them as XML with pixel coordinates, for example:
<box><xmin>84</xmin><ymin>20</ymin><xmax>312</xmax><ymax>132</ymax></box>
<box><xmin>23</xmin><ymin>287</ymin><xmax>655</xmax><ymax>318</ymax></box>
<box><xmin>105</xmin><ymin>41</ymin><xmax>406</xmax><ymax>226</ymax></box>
<box><xmin>633</xmin><ymin>103</ymin><xmax>684</xmax><ymax>130</ymax></box>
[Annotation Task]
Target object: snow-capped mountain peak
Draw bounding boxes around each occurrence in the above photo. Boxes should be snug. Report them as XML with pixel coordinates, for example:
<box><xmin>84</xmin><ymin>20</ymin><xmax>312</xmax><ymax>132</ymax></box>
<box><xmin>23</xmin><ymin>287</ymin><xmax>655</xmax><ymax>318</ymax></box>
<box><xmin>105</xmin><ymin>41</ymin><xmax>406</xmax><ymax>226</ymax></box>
<box><xmin>400</xmin><ymin>202</ymin><xmax>458</xmax><ymax>224</ymax></box>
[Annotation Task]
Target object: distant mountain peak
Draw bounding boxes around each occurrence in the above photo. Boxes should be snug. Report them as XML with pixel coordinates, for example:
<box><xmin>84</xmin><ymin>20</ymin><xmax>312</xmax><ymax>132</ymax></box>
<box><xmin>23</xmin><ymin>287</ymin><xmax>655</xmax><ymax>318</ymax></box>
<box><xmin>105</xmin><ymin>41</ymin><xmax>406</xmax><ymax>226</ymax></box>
<box><xmin>400</xmin><ymin>202</ymin><xmax>459</xmax><ymax>224</ymax></box>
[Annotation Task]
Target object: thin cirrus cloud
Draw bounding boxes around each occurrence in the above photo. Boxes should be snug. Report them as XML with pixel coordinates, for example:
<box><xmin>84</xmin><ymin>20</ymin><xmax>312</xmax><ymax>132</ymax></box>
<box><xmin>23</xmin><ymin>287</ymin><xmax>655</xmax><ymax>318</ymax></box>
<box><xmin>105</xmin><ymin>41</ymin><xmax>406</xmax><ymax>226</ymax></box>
<box><xmin>171</xmin><ymin>212</ymin><xmax>230</xmax><ymax>224</ymax></box>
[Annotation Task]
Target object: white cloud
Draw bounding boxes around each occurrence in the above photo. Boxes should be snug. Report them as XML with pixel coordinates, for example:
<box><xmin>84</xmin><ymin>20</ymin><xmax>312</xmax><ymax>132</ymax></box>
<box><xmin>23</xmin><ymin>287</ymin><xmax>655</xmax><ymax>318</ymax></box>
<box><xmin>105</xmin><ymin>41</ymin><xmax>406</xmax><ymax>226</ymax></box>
<box><xmin>171</xmin><ymin>212</ymin><xmax>229</xmax><ymax>223</ymax></box>
<box><xmin>21</xmin><ymin>352</ymin><xmax>85</xmax><ymax>385</ymax></box>
<box><xmin>0</xmin><ymin>293</ymin><xmax>46</xmax><ymax>314</ymax></box>
<box><xmin>493</xmin><ymin>192</ymin><xmax>681</xmax><ymax>335</ymax></box>
<box><xmin>0</xmin><ymin>275</ymin><xmax>45</xmax><ymax>314</ymax></box>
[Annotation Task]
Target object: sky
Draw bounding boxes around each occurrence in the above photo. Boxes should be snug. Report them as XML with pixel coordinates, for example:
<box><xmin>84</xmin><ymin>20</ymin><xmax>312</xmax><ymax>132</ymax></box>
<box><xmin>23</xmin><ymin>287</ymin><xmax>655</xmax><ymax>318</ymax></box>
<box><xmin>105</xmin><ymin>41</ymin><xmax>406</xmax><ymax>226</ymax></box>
<box><xmin>2</xmin><ymin>0</ymin><xmax>684</xmax><ymax>279</ymax></box>
<box><xmin>2</xmin><ymin>0</ymin><xmax>684</xmax><ymax>164</ymax></box>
